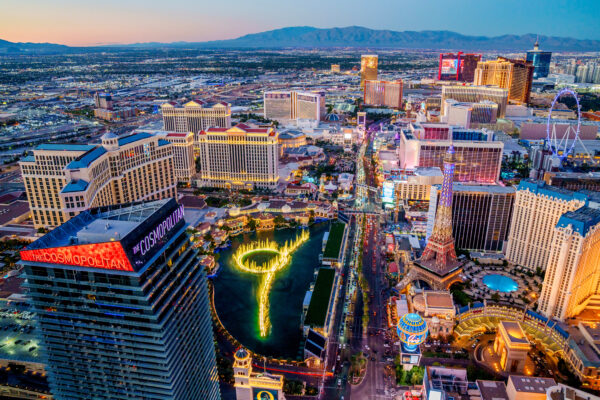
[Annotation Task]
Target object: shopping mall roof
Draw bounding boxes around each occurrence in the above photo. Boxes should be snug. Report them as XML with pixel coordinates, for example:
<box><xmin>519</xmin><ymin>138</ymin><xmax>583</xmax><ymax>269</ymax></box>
<box><xmin>304</xmin><ymin>267</ymin><xmax>335</xmax><ymax>327</ymax></box>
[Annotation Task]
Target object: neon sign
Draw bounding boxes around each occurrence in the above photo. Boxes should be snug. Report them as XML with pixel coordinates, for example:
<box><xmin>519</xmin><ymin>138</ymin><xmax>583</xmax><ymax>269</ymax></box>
<box><xmin>133</xmin><ymin>204</ymin><xmax>184</xmax><ymax>257</ymax></box>
<box><xmin>20</xmin><ymin>241</ymin><xmax>133</xmax><ymax>271</ymax></box>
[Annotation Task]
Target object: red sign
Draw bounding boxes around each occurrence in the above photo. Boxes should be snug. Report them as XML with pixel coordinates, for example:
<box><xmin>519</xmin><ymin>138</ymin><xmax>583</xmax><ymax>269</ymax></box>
<box><xmin>20</xmin><ymin>241</ymin><xmax>133</xmax><ymax>271</ymax></box>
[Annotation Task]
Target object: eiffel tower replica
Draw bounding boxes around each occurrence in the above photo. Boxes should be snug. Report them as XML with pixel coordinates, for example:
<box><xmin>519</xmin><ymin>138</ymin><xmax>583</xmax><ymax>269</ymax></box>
<box><xmin>414</xmin><ymin>145</ymin><xmax>464</xmax><ymax>289</ymax></box>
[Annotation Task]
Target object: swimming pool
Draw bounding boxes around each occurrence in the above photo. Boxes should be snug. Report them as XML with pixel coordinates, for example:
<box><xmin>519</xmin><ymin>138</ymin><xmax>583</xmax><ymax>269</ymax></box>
<box><xmin>482</xmin><ymin>274</ymin><xmax>518</xmax><ymax>293</ymax></box>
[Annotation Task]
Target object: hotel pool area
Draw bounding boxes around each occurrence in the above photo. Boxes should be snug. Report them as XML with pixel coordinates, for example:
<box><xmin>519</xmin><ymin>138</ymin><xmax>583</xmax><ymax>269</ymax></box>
<box><xmin>482</xmin><ymin>274</ymin><xmax>518</xmax><ymax>293</ymax></box>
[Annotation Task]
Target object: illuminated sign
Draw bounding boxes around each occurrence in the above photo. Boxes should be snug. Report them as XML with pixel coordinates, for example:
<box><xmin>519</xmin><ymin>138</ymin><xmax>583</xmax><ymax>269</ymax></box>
<box><xmin>382</xmin><ymin>181</ymin><xmax>395</xmax><ymax>205</ymax></box>
<box><xmin>20</xmin><ymin>241</ymin><xmax>133</xmax><ymax>271</ymax></box>
<box><xmin>253</xmin><ymin>388</ymin><xmax>278</xmax><ymax>400</ymax></box>
<box><xmin>133</xmin><ymin>204</ymin><xmax>184</xmax><ymax>257</ymax></box>
<box><xmin>441</xmin><ymin>58</ymin><xmax>458</xmax><ymax>75</ymax></box>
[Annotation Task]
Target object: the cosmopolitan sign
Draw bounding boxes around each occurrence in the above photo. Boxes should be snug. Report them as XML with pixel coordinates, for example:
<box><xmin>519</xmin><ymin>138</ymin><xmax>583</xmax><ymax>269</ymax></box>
<box><xmin>20</xmin><ymin>241</ymin><xmax>133</xmax><ymax>271</ymax></box>
<box><xmin>133</xmin><ymin>204</ymin><xmax>184</xmax><ymax>257</ymax></box>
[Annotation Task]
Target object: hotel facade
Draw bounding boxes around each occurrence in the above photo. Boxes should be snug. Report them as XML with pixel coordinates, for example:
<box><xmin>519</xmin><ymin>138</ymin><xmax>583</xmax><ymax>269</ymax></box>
<box><xmin>364</xmin><ymin>80</ymin><xmax>403</xmax><ymax>109</ymax></box>
<box><xmin>161</xmin><ymin>100</ymin><xmax>232</xmax><ymax>153</ymax></box>
<box><xmin>360</xmin><ymin>54</ymin><xmax>378</xmax><ymax>89</ymax></box>
<box><xmin>19</xmin><ymin>199</ymin><xmax>220</xmax><ymax>400</ymax></box>
<box><xmin>196</xmin><ymin>124</ymin><xmax>279</xmax><ymax>190</ymax></box>
<box><xmin>263</xmin><ymin>90</ymin><xmax>325</xmax><ymax>122</ymax></box>
<box><xmin>20</xmin><ymin>132</ymin><xmax>177</xmax><ymax>229</ymax></box>
<box><xmin>539</xmin><ymin>206</ymin><xmax>600</xmax><ymax>320</ymax></box>
<box><xmin>473</xmin><ymin>57</ymin><xmax>534</xmax><ymax>104</ymax></box>
<box><xmin>441</xmin><ymin>85</ymin><xmax>509</xmax><ymax>118</ymax></box>
<box><xmin>505</xmin><ymin>181</ymin><xmax>588</xmax><ymax>271</ymax></box>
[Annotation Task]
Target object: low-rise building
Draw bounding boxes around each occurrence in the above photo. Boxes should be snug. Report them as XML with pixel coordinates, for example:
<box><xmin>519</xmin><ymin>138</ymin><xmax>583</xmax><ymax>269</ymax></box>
<box><xmin>506</xmin><ymin>375</ymin><xmax>556</xmax><ymax>400</ymax></box>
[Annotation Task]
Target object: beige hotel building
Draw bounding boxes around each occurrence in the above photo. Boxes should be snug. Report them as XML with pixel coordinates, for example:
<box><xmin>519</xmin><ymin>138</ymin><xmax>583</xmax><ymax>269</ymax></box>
<box><xmin>505</xmin><ymin>180</ymin><xmax>588</xmax><ymax>271</ymax></box>
<box><xmin>196</xmin><ymin>124</ymin><xmax>279</xmax><ymax>190</ymax></box>
<box><xmin>20</xmin><ymin>132</ymin><xmax>176</xmax><ymax>228</ymax></box>
<box><xmin>161</xmin><ymin>100</ymin><xmax>231</xmax><ymax>153</ymax></box>
<box><xmin>539</xmin><ymin>206</ymin><xmax>600</xmax><ymax>321</ymax></box>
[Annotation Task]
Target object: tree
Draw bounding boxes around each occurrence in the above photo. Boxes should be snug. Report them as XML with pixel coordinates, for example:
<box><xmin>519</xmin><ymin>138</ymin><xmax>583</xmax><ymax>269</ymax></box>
<box><xmin>274</xmin><ymin>215</ymin><xmax>286</xmax><ymax>226</ymax></box>
<box><xmin>246</xmin><ymin>218</ymin><xmax>257</xmax><ymax>231</ymax></box>
<box><xmin>491</xmin><ymin>292</ymin><xmax>500</xmax><ymax>302</ymax></box>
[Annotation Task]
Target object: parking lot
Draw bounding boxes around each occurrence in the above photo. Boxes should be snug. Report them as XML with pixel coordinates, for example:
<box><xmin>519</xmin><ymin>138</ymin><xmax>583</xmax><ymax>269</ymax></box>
<box><xmin>0</xmin><ymin>309</ymin><xmax>40</xmax><ymax>362</ymax></box>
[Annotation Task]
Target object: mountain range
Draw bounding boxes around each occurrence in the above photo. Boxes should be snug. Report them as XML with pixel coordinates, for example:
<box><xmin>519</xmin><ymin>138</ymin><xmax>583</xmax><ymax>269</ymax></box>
<box><xmin>2</xmin><ymin>26</ymin><xmax>599</xmax><ymax>54</ymax></box>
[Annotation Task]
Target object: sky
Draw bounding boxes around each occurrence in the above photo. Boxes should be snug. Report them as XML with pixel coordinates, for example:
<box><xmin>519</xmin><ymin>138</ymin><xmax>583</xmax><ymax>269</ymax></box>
<box><xmin>2</xmin><ymin>0</ymin><xmax>599</xmax><ymax>46</ymax></box>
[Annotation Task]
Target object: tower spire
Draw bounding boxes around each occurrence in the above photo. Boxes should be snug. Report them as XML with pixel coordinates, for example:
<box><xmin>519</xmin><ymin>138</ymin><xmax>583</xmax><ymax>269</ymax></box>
<box><xmin>418</xmin><ymin>145</ymin><xmax>460</xmax><ymax>274</ymax></box>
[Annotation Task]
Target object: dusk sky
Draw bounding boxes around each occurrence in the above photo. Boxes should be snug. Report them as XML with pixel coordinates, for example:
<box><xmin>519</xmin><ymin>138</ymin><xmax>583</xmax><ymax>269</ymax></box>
<box><xmin>2</xmin><ymin>0</ymin><xmax>599</xmax><ymax>46</ymax></box>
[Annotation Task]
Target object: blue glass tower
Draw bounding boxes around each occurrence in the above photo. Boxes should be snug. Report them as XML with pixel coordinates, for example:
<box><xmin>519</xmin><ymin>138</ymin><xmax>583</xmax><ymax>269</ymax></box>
<box><xmin>20</xmin><ymin>199</ymin><xmax>220</xmax><ymax>400</ymax></box>
<box><xmin>526</xmin><ymin>39</ymin><xmax>552</xmax><ymax>79</ymax></box>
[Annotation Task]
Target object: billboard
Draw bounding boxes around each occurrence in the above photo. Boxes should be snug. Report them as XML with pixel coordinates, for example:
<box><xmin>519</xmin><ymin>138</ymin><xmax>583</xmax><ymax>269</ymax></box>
<box><xmin>21</xmin><ymin>200</ymin><xmax>186</xmax><ymax>272</ymax></box>
<box><xmin>252</xmin><ymin>388</ymin><xmax>279</xmax><ymax>400</ymax></box>
<box><xmin>441</xmin><ymin>58</ymin><xmax>458</xmax><ymax>75</ymax></box>
<box><xmin>382</xmin><ymin>181</ymin><xmax>395</xmax><ymax>205</ymax></box>
<box><xmin>20</xmin><ymin>241</ymin><xmax>133</xmax><ymax>272</ymax></box>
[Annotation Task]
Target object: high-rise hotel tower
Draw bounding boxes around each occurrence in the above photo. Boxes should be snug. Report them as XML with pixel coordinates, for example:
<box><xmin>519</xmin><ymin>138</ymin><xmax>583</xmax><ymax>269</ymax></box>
<box><xmin>19</xmin><ymin>132</ymin><xmax>177</xmax><ymax>229</ymax></box>
<box><xmin>20</xmin><ymin>199</ymin><xmax>220</xmax><ymax>400</ymax></box>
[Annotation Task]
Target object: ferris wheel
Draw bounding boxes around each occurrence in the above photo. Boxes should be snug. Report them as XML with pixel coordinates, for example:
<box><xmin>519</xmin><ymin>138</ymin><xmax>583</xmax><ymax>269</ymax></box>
<box><xmin>546</xmin><ymin>89</ymin><xmax>581</xmax><ymax>161</ymax></box>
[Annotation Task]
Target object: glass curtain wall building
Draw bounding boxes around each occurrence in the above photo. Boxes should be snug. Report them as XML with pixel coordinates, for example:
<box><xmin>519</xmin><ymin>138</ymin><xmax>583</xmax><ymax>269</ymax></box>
<box><xmin>20</xmin><ymin>199</ymin><xmax>220</xmax><ymax>400</ymax></box>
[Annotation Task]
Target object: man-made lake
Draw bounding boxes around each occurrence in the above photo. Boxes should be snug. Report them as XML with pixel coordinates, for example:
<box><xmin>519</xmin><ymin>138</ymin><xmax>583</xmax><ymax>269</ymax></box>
<box><xmin>213</xmin><ymin>224</ymin><xmax>327</xmax><ymax>359</ymax></box>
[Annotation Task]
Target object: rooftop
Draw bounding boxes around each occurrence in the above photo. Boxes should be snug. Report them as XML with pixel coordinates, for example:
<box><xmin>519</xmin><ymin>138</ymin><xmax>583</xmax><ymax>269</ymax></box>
<box><xmin>556</xmin><ymin>206</ymin><xmax>600</xmax><ymax>236</ymax></box>
<box><xmin>508</xmin><ymin>375</ymin><xmax>556</xmax><ymax>393</ymax></box>
<box><xmin>476</xmin><ymin>380</ymin><xmax>509</xmax><ymax>400</ymax></box>
<box><xmin>118</xmin><ymin>132</ymin><xmax>153</xmax><ymax>146</ymax></box>
<box><xmin>304</xmin><ymin>267</ymin><xmax>335</xmax><ymax>327</ymax></box>
<box><xmin>500</xmin><ymin>320</ymin><xmax>529</xmax><ymax>345</ymax></box>
<box><xmin>35</xmin><ymin>143</ymin><xmax>95</xmax><ymax>152</ymax></box>
<box><xmin>66</xmin><ymin>146</ymin><xmax>107</xmax><ymax>169</ymax></box>
<box><xmin>518</xmin><ymin>180</ymin><xmax>589</xmax><ymax>203</ymax></box>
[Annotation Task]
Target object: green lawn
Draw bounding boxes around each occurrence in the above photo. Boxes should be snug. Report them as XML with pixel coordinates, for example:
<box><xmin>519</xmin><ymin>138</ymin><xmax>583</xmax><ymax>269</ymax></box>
<box><xmin>323</xmin><ymin>222</ymin><xmax>346</xmax><ymax>259</ymax></box>
<box><xmin>304</xmin><ymin>267</ymin><xmax>335</xmax><ymax>327</ymax></box>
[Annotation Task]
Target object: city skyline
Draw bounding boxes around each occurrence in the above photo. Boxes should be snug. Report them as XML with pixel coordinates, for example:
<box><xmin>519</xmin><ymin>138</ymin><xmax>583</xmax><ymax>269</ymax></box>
<box><xmin>2</xmin><ymin>0</ymin><xmax>600</xmax><ymax>46</ymax></box>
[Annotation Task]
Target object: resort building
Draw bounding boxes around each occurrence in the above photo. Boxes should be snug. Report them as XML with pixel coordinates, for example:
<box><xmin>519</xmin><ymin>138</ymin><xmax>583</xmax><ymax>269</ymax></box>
<box><xmin>360</xmin><ymin>55</ymin><xmax>378</xmax><ymax>89</ymax></box>
<box><xmin>505</xmin><ymin>181</ymin><xmax>588</xmax><ymax>271</ymax></box>
<box><xmin>19</xmin><ymin>132</ymin><xmax>176</xmax><ymax>229</ymax></box>
<box><xmin>539</xmin><ymin>206</ymin><xmax>600</xmax><ymax>320</ymax></box>
<box><xmin>195</xmin><ymin>124</ymin><xmax>279</xmax><ymax>190</ymax></box>
<box><xmin>363</xmin><ymin>80</ymin><xmax>403</xmax><ymax>109</ymax></box>
<box><xmin>398</xmin><ymin>123</ymin><xmax>503</xmax><ymax>184</ymax></box>
<box><xmin>427</xmin><ymin>184</ymin><xmax>515</xmax><ymax>252</ymax></box>
<box><xmin>411</xmin><ymin>291</ymin><xmax>456</xmax><ymax>338</ymax></box>
<box><xmin>441</xmin><ymin>85</ymin><xmax>509</xmax><ymax>118</ymax></box>
<box><xmin>263</xmin><ymin>90</ymin><xmax>325</xmax><ymax>122</ymax></box>
<box><xmin>161</xmin><ymin>100</ymin><xmax>232</xmax><ymax>153</ymax></box>
<box><xmin>159</xmin><ymin>131</ymin><xmax>195</xmax><ymax>183</ymax></box>
<box><xmin>233</xmin><ymin>348</ymin><xmax>285</xmax><ymax>400</ymax></box>
<box><xmin>493</xmin><ymin>321</ymin><xmax>531</xmax><ymax>374</ymax></box>
<box><xmin>19</xmin><ymin>199</ymin><xmax>220</xmax><ymax>400</ymax></box>
<box><xmin>442</xmin><ymin>99</ymin><xmax>498</xmax><ymax>128</ymax></box>
<box><xmin>473</xmin><ymin>57</ymin><xmax>534</xmax><ymax>103</ymax></box>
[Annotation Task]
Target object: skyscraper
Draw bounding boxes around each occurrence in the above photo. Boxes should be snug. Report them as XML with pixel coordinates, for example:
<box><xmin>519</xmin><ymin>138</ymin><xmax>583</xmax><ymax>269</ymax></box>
<box><xmin>441</xmin><ymin>86</ymin><xmax>509</xmax><ymax>118</ymax></box>
<box><xmin>360</xmin><ymin>54</ymin><xmax>378</xmax><ymax>89</ymax></box>
<box><xmin>161</xmin><ymin>100</ymin><xmax>232</xmax><ymax>154</ymax></box>
<box><xmin>473</xmin><ymin>57</ymin><xmax>534</xmax><ymax>103</ymax></box>
<box><xmin>427</xmin><ymin>184</ymin><xmax>515</xmax><ymax>252</ymax></box>
<box><xmin>505</xmin><ymin>181</ymin><xmax>589</xmax><ymax>271</ymax></box>
<box><xmin>196</xmin><ymin>124</ymin><xmax>279</xmax><ymax>189</ymax></box>
<box><xmin>418</xmin><ymin>146</ymin><xmax>462</xmax><ymax>275</ymax></box>
<box><xmin>398</xmin><ymin>124</ymin><xmax>503</xmax><ymax>184</ymax></box>
<box><xmin>20</xmin><ymin>199</ymin><xmax>220</xmax><ymax>400</ymax></box>
<box><xmin>364</xmin><ymin>80</ymin><xmax>403</xmax><ymax>109</ymax></box>
<box><xmin>526</xmin><ymin>39</ymin><xmax>552</xmax><ymax>79</ymax></box>
<box><xmin>19</xmin><ymin>132</ymin><xmax>177</xmax><ymax>229</ymax></box>
<box><xmin>539</xmin><ymin>206</ymin><xmax>600</xmax><ymax>321</ymax></box>
<box><xmin>438</xmin><ymin>53</ymin><xmax>482</xmax><ymax>82</ymax></box>
<box><xmin>263</xmin><ymin>90</ymin><xmax>324</xmax><ymax>122</ymax></box>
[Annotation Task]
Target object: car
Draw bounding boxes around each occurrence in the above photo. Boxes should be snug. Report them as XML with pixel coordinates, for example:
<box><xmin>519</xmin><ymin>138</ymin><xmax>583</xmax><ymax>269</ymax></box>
<box><xmin>337</xmin><ymin>379</ymin><xmax>342</xmax><ymax>386</ymax></box>
<box><xmin>371</xmin><ymin>357</ymin><xmax>376</xmax><ymax>361</ymax></box>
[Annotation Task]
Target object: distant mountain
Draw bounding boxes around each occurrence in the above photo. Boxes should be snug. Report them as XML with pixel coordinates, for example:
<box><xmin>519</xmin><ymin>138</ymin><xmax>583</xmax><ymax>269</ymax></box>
<box><xmin>2</xmin><ymin>26</ymin><xmax>599</xmax><ymax>54</ymax></box>
<box><xmin>0</xmin><ymin>39</ymin><xmax>70</xmax><ymax>54</ymax></box>
<box><xmin>198</xmin><ymin>26</ymin><xmax>600</xmax><ymax>51</ymax></box>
